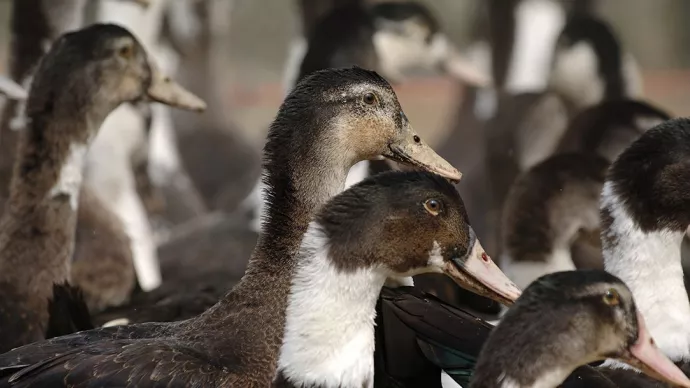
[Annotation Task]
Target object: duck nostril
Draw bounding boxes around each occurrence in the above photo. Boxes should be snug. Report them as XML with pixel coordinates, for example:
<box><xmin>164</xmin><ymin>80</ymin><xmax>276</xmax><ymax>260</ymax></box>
<box><xmin>481</xmin><ymin>253</ymin><xmax>490</xmax><ymax>262</ymax></box>
<box><xmin>413</xmin><ymin>135</ymin><xmax>420</xmax><ymax>143</ymax></box>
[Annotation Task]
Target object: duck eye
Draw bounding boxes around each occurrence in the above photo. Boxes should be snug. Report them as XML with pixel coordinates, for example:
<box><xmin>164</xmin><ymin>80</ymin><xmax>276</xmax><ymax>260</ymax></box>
<box><xmin>602</xmin><ymin>289</ymin><xmax>620</xmax><ymax>306</ymax></box>
<box><xmin>363</xmin><ymin>92</ymin><xmax>378</xmax><ymax>105</ymax></box>
<box><xmin>118</xmin><ymin>44</ymin><xmax>134</xmax><ymax>59</ymax></box>
<box><xmin>423</xmin><ymin>199</ymin><xmax>442</xmax><ymax>216</ymax></box>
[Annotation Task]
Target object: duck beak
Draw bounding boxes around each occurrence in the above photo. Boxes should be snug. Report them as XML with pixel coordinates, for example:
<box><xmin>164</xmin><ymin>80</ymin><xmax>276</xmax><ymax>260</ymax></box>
<box><xmin>428</xmin><ymin>33</ymin><xmax>491</xmax><ymax>88</ymax></box>
<box><xmin>442</xmin><ymin>50</ymin><xmax>492</xmax><ymax>88</ymax></box>
<box><xmin>381</xmin><ymin>122</ymin><xmax>461</xmax><ymax>182</ymax></box>
<box><xmin>0</xmin><ymin>75</ymin><xmax>27</xmax><ymax>100</ymax></box>
<box><xmin>617</xmin><ymin>312</ymin><xmax>690</xmax><ymax>387</ymax></box>
<box><xmin>146</xmin><ymin>58</ymin><xmax>207</xmax><ymax>112</ymax></box>
<box><xmin>442</xmin><ymin>229</ymin><xmax>521</xmax><ymax>306</ymax></box>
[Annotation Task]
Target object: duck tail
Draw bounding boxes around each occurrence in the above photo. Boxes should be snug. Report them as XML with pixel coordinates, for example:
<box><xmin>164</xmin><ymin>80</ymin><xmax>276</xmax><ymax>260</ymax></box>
<box><xmin>45</xmin><ymin>282</ymin><xmax>94</xmax><ymax>339</ymax></box>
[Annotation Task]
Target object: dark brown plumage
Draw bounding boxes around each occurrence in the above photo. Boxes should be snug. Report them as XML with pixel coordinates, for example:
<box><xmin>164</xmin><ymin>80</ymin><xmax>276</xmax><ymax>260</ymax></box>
<box><xmin>471</xmin><ymin>270</ymin><xmax>689</xmax><ymax>388</ymax></box>
<box><xmin>0</xmin><ymin>23</ymin><xmax>205</xmax><ymax>353</ymax></box>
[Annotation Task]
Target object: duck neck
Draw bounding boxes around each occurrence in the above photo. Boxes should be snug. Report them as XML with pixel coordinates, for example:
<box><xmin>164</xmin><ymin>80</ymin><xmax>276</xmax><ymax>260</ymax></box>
<box><xmin>601</xmin><ymin>182</ymin><xmax>690</xmax><ymax>361</ymax></box>
<box><xmin>0</xmin><ymin>102</ymin><xmax>100</xmax><ymax>296</ymax></box>
<box><xmin>472</xmin><ymin>320</ymin><xmax>589</xmax><ymax>388</ymax></box>
<box><xmin>274</xmin><ymin>223</ymin><xmax>385</xmax><ymax>388</ymax></box>
<box><xmin>209</xmin><ymin>118</ymin><xmax>353</xmax><ymax>306</ymax></box>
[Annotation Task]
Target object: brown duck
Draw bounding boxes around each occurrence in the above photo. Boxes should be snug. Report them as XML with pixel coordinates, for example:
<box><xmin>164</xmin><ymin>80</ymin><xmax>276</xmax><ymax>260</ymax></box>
<box><xmin>0</xmin><ymin>23</ymin><xmax>205</xmax><ymax>353</ymax></box>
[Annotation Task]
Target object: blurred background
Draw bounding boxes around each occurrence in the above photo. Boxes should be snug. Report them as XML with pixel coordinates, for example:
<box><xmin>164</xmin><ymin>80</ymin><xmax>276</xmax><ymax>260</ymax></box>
<box><xmin>2</xmin><ymin>0</ymin><xmax>689</xmax><ymax>149</ymax></box>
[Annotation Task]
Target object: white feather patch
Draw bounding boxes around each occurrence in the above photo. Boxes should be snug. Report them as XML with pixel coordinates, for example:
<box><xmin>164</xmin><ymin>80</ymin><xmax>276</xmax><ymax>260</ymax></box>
<box><xmin>48</xmin><ymin>143</ymin><xmax>88</xmax><ymax>210</ymax></box>
<box><xmin>278</xmin><ymin>222</ymin><xmax>386</xmax><ymax>388</ymax></box>
<box><xmin>601</xmin><ymin>182</ymin><xmax>690</xmax><ymax>360</ymax></box>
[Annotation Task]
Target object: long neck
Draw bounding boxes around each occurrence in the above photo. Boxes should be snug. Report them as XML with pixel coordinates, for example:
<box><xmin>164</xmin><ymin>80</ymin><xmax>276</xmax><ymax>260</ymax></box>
<box><xmin>274</xmin><ymin>223</ymin><xmax>385</xmax><ymax>388</ymax></box>
<box><xmin>206</xmin><ymin>119</ymin><xmax>351</xmax><ymax>314</ymax></box>
<box><xmin>0</xmin><ymin>106</ymin><xmax>94</xmax><ymax>297</ymax></box>
<box><xmin>601</xmin><ymin>182</ymin><xmax>690</xmax><ymax>361</ymax></box>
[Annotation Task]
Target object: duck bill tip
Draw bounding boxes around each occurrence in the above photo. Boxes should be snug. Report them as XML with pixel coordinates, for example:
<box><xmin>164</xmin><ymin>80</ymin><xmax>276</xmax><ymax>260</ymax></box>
<box><xmin>442</xmin><ymin>51</ymin><xmax>492</xmax><ymax>88</ymax></box>
<box><xmin>146</xmin><ymin>58</ymin><xmax>207</xmax><ymax>112</ymax></box>
<box><xmin>386</xmin><ymin>142</ymin><xmax>462</xmax><ymax>182</ymax></box>
<box><xmin>0</xmin><ymin>76</ymin><xmax>28</xmax><ymax>101</ymax></box>
<box><xmin>620</xmin><ymin>312</ymin><xmax>690</xmax><ymax>387</ymax></box>
<box><xmin>444</xmin><ymin>239</ymin><xmax>521</xmax><ymax>306</ymax></box>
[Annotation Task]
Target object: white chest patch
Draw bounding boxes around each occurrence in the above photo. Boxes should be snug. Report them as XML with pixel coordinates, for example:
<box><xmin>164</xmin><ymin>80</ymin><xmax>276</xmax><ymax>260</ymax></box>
<box><xmin>601</xmin><ymin>182</ymin><xmax>690</xmax><ymax>360</ymax></box>
<box><xmin>278</xmin><ymin>223</ymin><xmax>385</xmax><ymax>388</ymax></box>
<box><xmin>49</xmin><ymin>143</ymin><xmax>88</xmax><ymax>210</ymax></box>
<box><xmin>505</xmin><ymin>0</ymin><xmax>565</xmax><ymax>93</ymax></box>
<box><xmin>548</xmin><ymin>41</ymin><xmax>604</xmax><ymax>107</ymax></box>
<box><xmin>345</xmin><ymin>160</ymin><xmax>370</xmax><ymax>190</ymax></box>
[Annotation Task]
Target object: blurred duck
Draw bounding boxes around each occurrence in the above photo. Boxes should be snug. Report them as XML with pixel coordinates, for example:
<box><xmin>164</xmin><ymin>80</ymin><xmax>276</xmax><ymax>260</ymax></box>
<box><xmin>0</xmin><ymin>69</ymin><xmax>521</xmax><ymax>388</ymax></box>
<box><xmin>501</xmin><ymin>100</ymin><xmax>670</xmax><ymax>289</ymax></box>
<box><xmin>272</xmin><ymin>171</ymin><xmax>513</xmax><ymax>388</ymax></box>
<box><xmin>483</xmin><ymin>13</ymin><xmax>642</xmax><ymax>265</ymax></box>
<box><xmin>471</xmin><ymin>270</ymin><xmax>690</xmax><ymax>388</ymax></box>
<box><xmin>0</xmin><ymin>23</ymin><xmax>205</xmax><ymax>353</ymax></box>
<box><xmin>0</xmin><ymin>0</ymin><xmax>158</xmax><ymax>313</ymax></box>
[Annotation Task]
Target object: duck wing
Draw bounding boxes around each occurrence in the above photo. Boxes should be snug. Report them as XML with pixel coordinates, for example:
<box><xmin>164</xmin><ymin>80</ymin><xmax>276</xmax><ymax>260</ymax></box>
<box><xmin>45</xmin><ymin>283</ymin><xmax>94</xmax><ymax>339</ymax></box>
<box><xmin>0</xmin><ymin>322</ymin><xmax>172</xmax><ymax>373</ymax></box>
<box><xmin>0</xmin><ymin>339</ymin><xmax>228</xmax><ymax>388</ymax></box>
<box><xmin>379</xmin><ymin>286</ymin><xmax>492</xmax><ymax>386</ymax></box>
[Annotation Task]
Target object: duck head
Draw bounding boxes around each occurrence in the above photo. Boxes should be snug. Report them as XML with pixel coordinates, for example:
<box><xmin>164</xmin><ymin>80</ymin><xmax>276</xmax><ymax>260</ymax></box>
<box><xmin>318</xmin><ymin>171</ymin><xmax>520</xmax><ymax>306</ymax></box>
<box><xmin>279</xmin><ymin>66</ymin><xmax>461</xmax><ymax>182</ymax></box>
<box><xmin>472</xmin><ymin>270</ymin><xmax>690</xmax><ymax>388</ymax></box>
<box><xmin>26</xmin><ymin>23</ymin><xmax>205</xmax><ymax>136</ymax></box>
<box><xmin>370</xmin><ymin>1</ymin><xmax>490</xmax><ymax>87</ymax></box>
<box><xmin>0</xmin><ymin>75</ymin><xmax>27</xmax><ymax>101</ymax></box>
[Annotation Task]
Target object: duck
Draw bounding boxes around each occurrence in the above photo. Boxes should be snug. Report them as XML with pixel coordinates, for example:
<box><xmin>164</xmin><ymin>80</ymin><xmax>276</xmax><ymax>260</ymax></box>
<box><xmin>0</xmin><ymin>67</ymin><xmax>522</xmax><ymax>387</ymax></box>
<box><xmin>0</xmin><ymin>0</ymin><xmax>156</xmax><ymax>312</ymax></box>
<box><xmin>600</xmin><ymin>116</ymin><xmax>690</xmax><ymax>364</ymax></box>
<box><xmin>82</xmin><ymin>0</ymin><xmax>201</xmax><ymax>292</ymax></box>
<box><xmin>129</xmin><ymin>0</ymin><xmax>491</xmax><ymax>325</ymax></box>
<box><xmin>470</xmin><ymin>270</ymin><xmax>690</xmax><ymax>388</ymax></box>
<box><xmin>272</xmin><ymin>170</ymin><xmax>507</xmax><ymax>388</ymax></box>
<box><xmin>0</xmin><ymin>23</ymin><xmax>206</xmax><ymax>353</ymax></box>
<box><xmin>500</xmin><ymin>100</ymin><xmax>671</xmax><ymax>289</ymax></box>
<box><xmin>481</xmin><ymin>12</ymin><xmax>642</xmax><ymax>264</ymax></box>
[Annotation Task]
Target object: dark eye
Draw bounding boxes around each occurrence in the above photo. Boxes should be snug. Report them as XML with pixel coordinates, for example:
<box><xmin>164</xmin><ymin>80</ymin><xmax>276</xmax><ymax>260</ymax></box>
<box><xmin>118</xmin><ymin>44</ymin><xmax>134</xmax><ymax>59</ymax></box>
<box><xmin>602</xmin><ymin>288</ymin><xmax>620</xmax><ymax>306</ymax></box>
<box><xmin>423</xmin><ymin>199</ymin><xmax>442</xmax><ymax>216</ymax></box>
<box><xmin>363</xmin><ymin>92</ymin><xmax>378</xmax><ymax>105</ymax></box>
